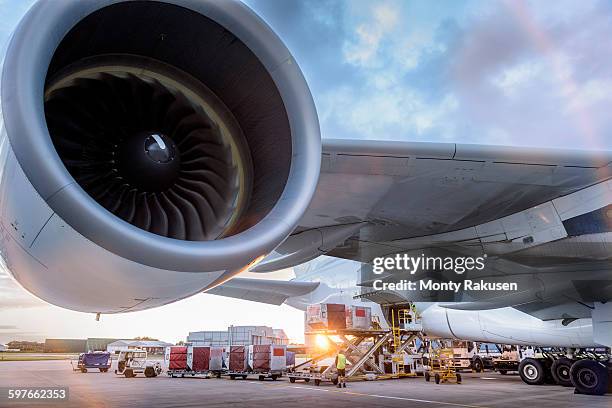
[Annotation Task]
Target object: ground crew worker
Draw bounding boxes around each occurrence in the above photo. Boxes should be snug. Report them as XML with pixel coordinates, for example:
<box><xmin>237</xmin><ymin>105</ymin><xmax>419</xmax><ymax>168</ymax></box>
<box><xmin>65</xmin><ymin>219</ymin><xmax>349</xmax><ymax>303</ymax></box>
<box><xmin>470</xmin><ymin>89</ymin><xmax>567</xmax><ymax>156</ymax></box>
<box><xmin>335</xmin><ymin>351</ymin><xmax>347</xmax><ymax>388</ymax></box>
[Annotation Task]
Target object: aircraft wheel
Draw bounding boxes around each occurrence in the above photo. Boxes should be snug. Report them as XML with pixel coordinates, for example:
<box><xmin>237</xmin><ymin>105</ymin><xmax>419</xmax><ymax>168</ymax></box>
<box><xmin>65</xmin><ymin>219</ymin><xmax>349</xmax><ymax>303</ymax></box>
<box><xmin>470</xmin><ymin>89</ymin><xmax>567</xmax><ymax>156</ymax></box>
<box><xmin>570</xmin><ymin>360</ymin><xmax>609</xmax><ymax>396</ymax></box>
<box><xmin>551</xmin><ymin>358</ymin><xmax>573</xmax><ymax>387</ymax></box>
<box><xmin>519</xmin><ymin>358</ymin><xmax>545</xmax><ymax>385</ymax></box>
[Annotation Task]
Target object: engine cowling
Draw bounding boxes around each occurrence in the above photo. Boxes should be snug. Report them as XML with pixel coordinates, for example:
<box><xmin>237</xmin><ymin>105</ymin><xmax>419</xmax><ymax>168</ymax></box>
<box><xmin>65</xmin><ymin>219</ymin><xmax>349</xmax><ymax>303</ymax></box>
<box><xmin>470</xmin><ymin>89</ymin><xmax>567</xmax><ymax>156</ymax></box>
<box><xmin>0</xmin><ymin>0</ymin><xmax>321</xmax><ymax>313</ymax></box>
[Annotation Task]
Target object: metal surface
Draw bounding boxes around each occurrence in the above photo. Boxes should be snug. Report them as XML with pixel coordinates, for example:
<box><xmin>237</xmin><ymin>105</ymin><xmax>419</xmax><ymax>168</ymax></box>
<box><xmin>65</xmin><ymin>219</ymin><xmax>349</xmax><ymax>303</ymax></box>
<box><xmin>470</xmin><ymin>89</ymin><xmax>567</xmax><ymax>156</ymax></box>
<box><xmin>2</xmin><ymin>0</ymin><xmax>321</xmax><ymax>272</ymax></box>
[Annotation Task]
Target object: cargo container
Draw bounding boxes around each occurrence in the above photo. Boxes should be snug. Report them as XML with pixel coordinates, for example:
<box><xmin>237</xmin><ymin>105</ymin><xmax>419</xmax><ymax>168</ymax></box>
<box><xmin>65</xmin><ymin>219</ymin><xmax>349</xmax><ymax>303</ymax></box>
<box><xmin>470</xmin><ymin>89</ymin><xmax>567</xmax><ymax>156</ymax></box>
<box><xmin>306</xmin><ymin>303</ymin><xmax>347</xmax><ymax>331</ymax></box>
<box><xmin>247</xmin><ymin>344</ymin><xmax>286</xmax><ymax>380</ymax></box>
<box><xmin>209</xmin><ymin>346</ymin><xmax>225</xmax><ymax>372</ymax></box>
<box><xmin>166</xmin><ymin>346</ymin><xmax>188</xmax><ymax>371</ymax></box>
<box><xmin>165</xmin><ymin>345</ymin><xmax>224</xmax><ymax>378</ymax></box>
<box><xmin>229</xmin><ymin>345</ymin><xmax>248</xmax><ymax>372</ymax></box>
<box><xmin>286</xmin><ymin>351</ymin><xmax>296</xmax><ymax>368</ymax></box>
<box><xmin>188</xmin><ymin>346</ymin><xmax>210</xmax><ymax>372</ymax></box>
<box><xmin>346</xmin><ymin>305</ymin><xmax>372</xmax><ymax>330</ymax></box>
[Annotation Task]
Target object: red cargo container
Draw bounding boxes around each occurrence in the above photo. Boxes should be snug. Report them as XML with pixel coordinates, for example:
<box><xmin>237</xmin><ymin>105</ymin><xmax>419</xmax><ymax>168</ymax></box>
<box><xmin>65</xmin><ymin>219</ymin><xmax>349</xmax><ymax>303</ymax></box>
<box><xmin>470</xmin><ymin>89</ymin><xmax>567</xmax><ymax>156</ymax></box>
<box><xmin>168</xmin><ymin>346</ymin><xmax>187</xmax><ymax>370</ymax></box>
<box><xmin>251</xmin><ymin>345</ymin><xmax>270</xmax><ymax>372</ymax></box>
<box><xmin>191</xmin><ymin>346</ymin><xmax>210</xmax><ymax>371</ymax></box>
<box><xmin>229</xmin><ymin>346</ymin><xmax>248</xmax><ymax>372</ymax></box>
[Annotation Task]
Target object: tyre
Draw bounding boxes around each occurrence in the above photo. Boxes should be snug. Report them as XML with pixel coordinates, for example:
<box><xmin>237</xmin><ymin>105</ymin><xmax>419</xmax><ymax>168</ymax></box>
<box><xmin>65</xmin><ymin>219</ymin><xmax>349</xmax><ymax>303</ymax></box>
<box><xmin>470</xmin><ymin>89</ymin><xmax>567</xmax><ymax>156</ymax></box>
<box><xmin>570</xmin><ymin>359</ymin><xmax>609</xmax><ymax>396</ymax></box>
<box><xmin>304</xmin><ymin>378</ymin><xmax>310</xmax><ymax>383</ymax></box>
<box><xmin>289</xmin><ymin>377</ymin><xmax>296</xmax><ymax>383</ymax></box>
<box><xmin>124</xmin><ymin>369</ymin><xmax>134</xmax><ymax>378</ymax></box>
<box><xmin>272</xmin><ymin>375</ymin><xmax>278</xmax><ymax>381</ymax></box>
<box><xmin>144</xmin><ymin>367</ymin><xmax>155</xmax><ymax>378</ymax></box>
<box><xmin>472</xmin><ymin>358</ymin><xmax>483</xmax><ymax>373</ymax></box>
<box><xmin>230</xmin><ymin>375</ymin><xmax>236</xmax><ymax>380</ymax></box>
<box><xmin>498</xmin><ymin>370</ymin><xmax>507</xmax><ymax>375</ymax></box>
<box><xmin>80</xmin><ymin>368</ymin><xmax>87</xmax><ymax>373</ymax></box>
<box><xmin>258</xmin><ymin>376</ymin><xmax>265</xmax><ymax>381</ymax></box>
<box><xmin>519</xmin><ymin>358</ymin><xmax>545</xmax><ymax>385</ymax></box>
<box><xmin>425</xmin><ymin>371</ymin><xmax>431</xmax><ymax>382</ymax></box>
<box><xmin>551</xmin><ymin>358</ymin><xmax>573</xmax><ymax>387</ymax></box>
<box><xmin>456</xmin><ymin>373</ymin><xmax>462</xmax><ymax>384</ymax></box>
<box><xmin>314</xmin><ymin>379</ymin><xmax>321</xmax><ymax>386</ymax></box>
<box><xmin>434</xmin><ymin>373</ymin><xmax>440</xmax><ymax>384</ymax></box>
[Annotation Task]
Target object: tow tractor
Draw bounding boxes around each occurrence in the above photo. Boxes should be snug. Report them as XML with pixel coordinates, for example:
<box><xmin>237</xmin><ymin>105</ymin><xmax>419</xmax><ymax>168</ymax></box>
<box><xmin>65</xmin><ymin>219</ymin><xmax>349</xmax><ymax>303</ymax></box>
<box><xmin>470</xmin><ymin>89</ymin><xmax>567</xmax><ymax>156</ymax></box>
<box><xmin>493</xmin><ymin>345</ymin><xmax>521</xmax><ymax>375</ymax></box>
<box><xmin>115</xmin><ymin>349</ymin><xmax>162</xmax><ymax>378</ymax></box>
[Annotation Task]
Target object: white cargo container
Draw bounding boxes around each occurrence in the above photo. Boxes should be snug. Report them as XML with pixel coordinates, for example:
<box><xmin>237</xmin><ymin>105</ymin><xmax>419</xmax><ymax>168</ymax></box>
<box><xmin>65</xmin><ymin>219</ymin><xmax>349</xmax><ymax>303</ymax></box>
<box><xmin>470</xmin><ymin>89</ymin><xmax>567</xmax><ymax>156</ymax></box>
<box><xmin>248</xmin><ymin>344</ymin><xmax>286</xmax><ymax>373</ymax></box>
<box><xmin>346</xmin><ymin>305</ymin><xmax>372</xmax><ymax>330</ymax></box>
<box><xmin>209</xmin><ymin>346</ymin><xmax>225</xmax><ymax>371</ymax></box>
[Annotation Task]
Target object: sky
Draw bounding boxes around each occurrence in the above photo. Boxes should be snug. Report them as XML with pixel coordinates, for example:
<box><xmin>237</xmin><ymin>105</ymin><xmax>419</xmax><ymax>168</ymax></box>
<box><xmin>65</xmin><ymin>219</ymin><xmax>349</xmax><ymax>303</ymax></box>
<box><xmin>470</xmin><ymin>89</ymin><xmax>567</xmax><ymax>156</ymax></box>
<box><xmin>1</xmin><ymin>0</ymin><xmax>612</xmax><ymax>345</ymax></box>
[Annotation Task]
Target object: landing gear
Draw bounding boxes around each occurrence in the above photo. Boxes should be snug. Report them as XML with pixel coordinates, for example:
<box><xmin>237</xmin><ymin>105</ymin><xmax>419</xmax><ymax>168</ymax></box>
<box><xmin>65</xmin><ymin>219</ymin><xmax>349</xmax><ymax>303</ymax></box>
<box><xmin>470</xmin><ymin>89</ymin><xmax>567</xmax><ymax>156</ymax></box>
<box><xmin>570</xmin><ymin>360</ymin><xmax>609</xmax><ymax>396</ymax></box>
<box><xmin>519</xmin><ymin>358</ymin><xmax>545</xmax><ymax>385</ymax></box>
<box><xmin>551</xmin><ymin>358</ymin><xmax>573</xmax><ymax>387</ymax></box>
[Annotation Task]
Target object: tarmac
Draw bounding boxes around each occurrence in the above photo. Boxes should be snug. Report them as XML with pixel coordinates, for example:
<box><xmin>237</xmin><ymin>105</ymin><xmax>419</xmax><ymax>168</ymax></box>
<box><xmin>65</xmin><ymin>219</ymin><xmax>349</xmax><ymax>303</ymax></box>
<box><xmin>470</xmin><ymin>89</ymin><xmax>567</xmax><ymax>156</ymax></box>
<box><xmin>0</xmin><ymin>360</ymin><xmax>610</xmax><ymax>407</ymax></box>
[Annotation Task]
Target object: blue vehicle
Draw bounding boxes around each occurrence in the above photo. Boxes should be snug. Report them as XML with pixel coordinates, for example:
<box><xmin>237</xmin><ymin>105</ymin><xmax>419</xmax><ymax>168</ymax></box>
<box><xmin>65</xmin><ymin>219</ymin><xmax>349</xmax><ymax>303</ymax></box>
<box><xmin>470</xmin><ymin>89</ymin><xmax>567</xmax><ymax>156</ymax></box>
<box><xmin>72</xmin><ymin>352</ymin><xmax>112</xmax><ymax>373</ymax></box>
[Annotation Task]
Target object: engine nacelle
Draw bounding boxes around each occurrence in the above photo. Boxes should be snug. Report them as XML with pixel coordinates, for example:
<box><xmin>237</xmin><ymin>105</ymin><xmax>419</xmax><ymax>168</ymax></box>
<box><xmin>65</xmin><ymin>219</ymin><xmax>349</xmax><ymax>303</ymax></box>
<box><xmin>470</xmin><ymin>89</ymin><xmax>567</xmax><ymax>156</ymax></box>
<box><xmin>420</xmin><ymin>304</ymin><xmax>596</xmax><ymax>347</ymax></box>
<box><xmin>0</xmin><ymin>0</ymin><xmax>321</xmax><ymax>313</ymax></box>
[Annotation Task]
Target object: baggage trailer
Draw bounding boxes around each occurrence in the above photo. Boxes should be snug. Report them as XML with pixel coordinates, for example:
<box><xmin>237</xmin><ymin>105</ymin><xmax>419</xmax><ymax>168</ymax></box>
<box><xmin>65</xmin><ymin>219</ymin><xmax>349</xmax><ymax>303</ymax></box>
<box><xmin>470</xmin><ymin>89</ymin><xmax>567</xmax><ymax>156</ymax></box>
<box><xmin>288</xmin><ymin>370</ymin><xmax>332</xmax><ymax>386</ymax></box>
<box><xmin>71</xmin><ymin>351</ymin><xmax>112</xmax><ymax>373</ymax></box>
<box><xmin>165</xmin><ymin>346</ymin><xmax>224</xmax><ymax>378</ymax></box>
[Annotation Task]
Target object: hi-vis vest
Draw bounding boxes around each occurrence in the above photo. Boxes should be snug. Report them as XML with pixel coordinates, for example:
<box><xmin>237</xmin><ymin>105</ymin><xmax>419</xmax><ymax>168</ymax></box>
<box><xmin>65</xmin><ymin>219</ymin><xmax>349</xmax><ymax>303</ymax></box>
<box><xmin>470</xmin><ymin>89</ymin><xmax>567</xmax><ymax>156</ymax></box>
<box><xmin>336</xmin><ymin>353</ymin><xmax>347</xmax><ymax>370</ymax></box>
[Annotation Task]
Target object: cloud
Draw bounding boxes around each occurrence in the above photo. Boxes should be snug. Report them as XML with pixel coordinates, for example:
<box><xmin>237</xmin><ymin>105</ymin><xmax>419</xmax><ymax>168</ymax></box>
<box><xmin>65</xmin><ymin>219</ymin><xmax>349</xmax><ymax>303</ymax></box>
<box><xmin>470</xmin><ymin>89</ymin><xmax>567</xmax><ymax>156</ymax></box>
<box><xmin>343</xmin><ymin>3</ymin><xmax>399</xmax><ymax>67</ymax></box>
<box><xmin>447</xmin><ymin>0</ymin><xmax>612</xmax><ymax>148</ymax></box>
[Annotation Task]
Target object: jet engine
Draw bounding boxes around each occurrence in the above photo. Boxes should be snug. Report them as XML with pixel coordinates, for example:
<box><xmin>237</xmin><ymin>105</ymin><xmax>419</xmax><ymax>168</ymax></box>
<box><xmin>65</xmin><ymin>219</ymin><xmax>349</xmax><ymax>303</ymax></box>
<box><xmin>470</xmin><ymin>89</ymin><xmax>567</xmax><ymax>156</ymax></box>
<box><xmin>0</xmin><ymin>0</ymin><xmax>321</xmax><ymax>313</ymax></box>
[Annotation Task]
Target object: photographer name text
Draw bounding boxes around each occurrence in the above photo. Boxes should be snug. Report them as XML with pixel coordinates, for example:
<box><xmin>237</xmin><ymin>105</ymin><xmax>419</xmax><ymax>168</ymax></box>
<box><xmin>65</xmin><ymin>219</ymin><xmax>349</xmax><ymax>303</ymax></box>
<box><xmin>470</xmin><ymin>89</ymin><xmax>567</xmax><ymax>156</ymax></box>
<box><xmin>373</xmin><ymin>279</ymin><xmax>518</xmax><ymax>293</ymax></box>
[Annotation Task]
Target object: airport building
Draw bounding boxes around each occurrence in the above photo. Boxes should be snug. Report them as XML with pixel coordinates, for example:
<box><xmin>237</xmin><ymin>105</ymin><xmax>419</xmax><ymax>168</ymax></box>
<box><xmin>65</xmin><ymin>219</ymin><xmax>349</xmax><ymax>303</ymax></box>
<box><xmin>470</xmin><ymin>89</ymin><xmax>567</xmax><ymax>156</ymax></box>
<box><xmin>187</xmin><ymin>326</ymin><xmax>289</xmax><ymax>347</ymax></box>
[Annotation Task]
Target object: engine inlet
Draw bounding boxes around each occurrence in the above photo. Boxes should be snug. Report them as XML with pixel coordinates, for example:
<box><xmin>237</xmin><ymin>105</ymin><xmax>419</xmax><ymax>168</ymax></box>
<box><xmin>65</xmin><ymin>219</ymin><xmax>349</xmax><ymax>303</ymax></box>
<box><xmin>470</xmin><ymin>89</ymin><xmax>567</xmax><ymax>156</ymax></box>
<box><xmin>44</xmin><ymin>56</ymin><xmax>252</xmax><ymax>241</ymax></box>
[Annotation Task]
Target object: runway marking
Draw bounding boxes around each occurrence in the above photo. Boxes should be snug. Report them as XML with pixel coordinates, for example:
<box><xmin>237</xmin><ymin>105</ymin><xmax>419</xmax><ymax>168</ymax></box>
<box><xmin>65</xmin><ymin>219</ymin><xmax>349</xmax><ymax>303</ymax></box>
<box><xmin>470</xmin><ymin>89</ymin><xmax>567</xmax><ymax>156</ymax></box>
<box><xmin>249</xmin><ymin>381</ymin><xmax>490</xmax><ymax>408</ymax></box>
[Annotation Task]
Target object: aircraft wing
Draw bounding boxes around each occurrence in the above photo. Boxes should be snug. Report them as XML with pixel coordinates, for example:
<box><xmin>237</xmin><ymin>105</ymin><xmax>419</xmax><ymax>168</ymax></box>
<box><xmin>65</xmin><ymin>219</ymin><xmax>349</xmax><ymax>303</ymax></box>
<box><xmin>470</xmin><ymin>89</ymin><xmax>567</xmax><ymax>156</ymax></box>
<box><xmin>205</xmin><ymin>278</ymin><xmax>319</xmax><ymax>305</ymax></box>
<box><xmin>292</xmin><ymin>139</ymin><xmax>611</xmax><ymax>263</ymax></box>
